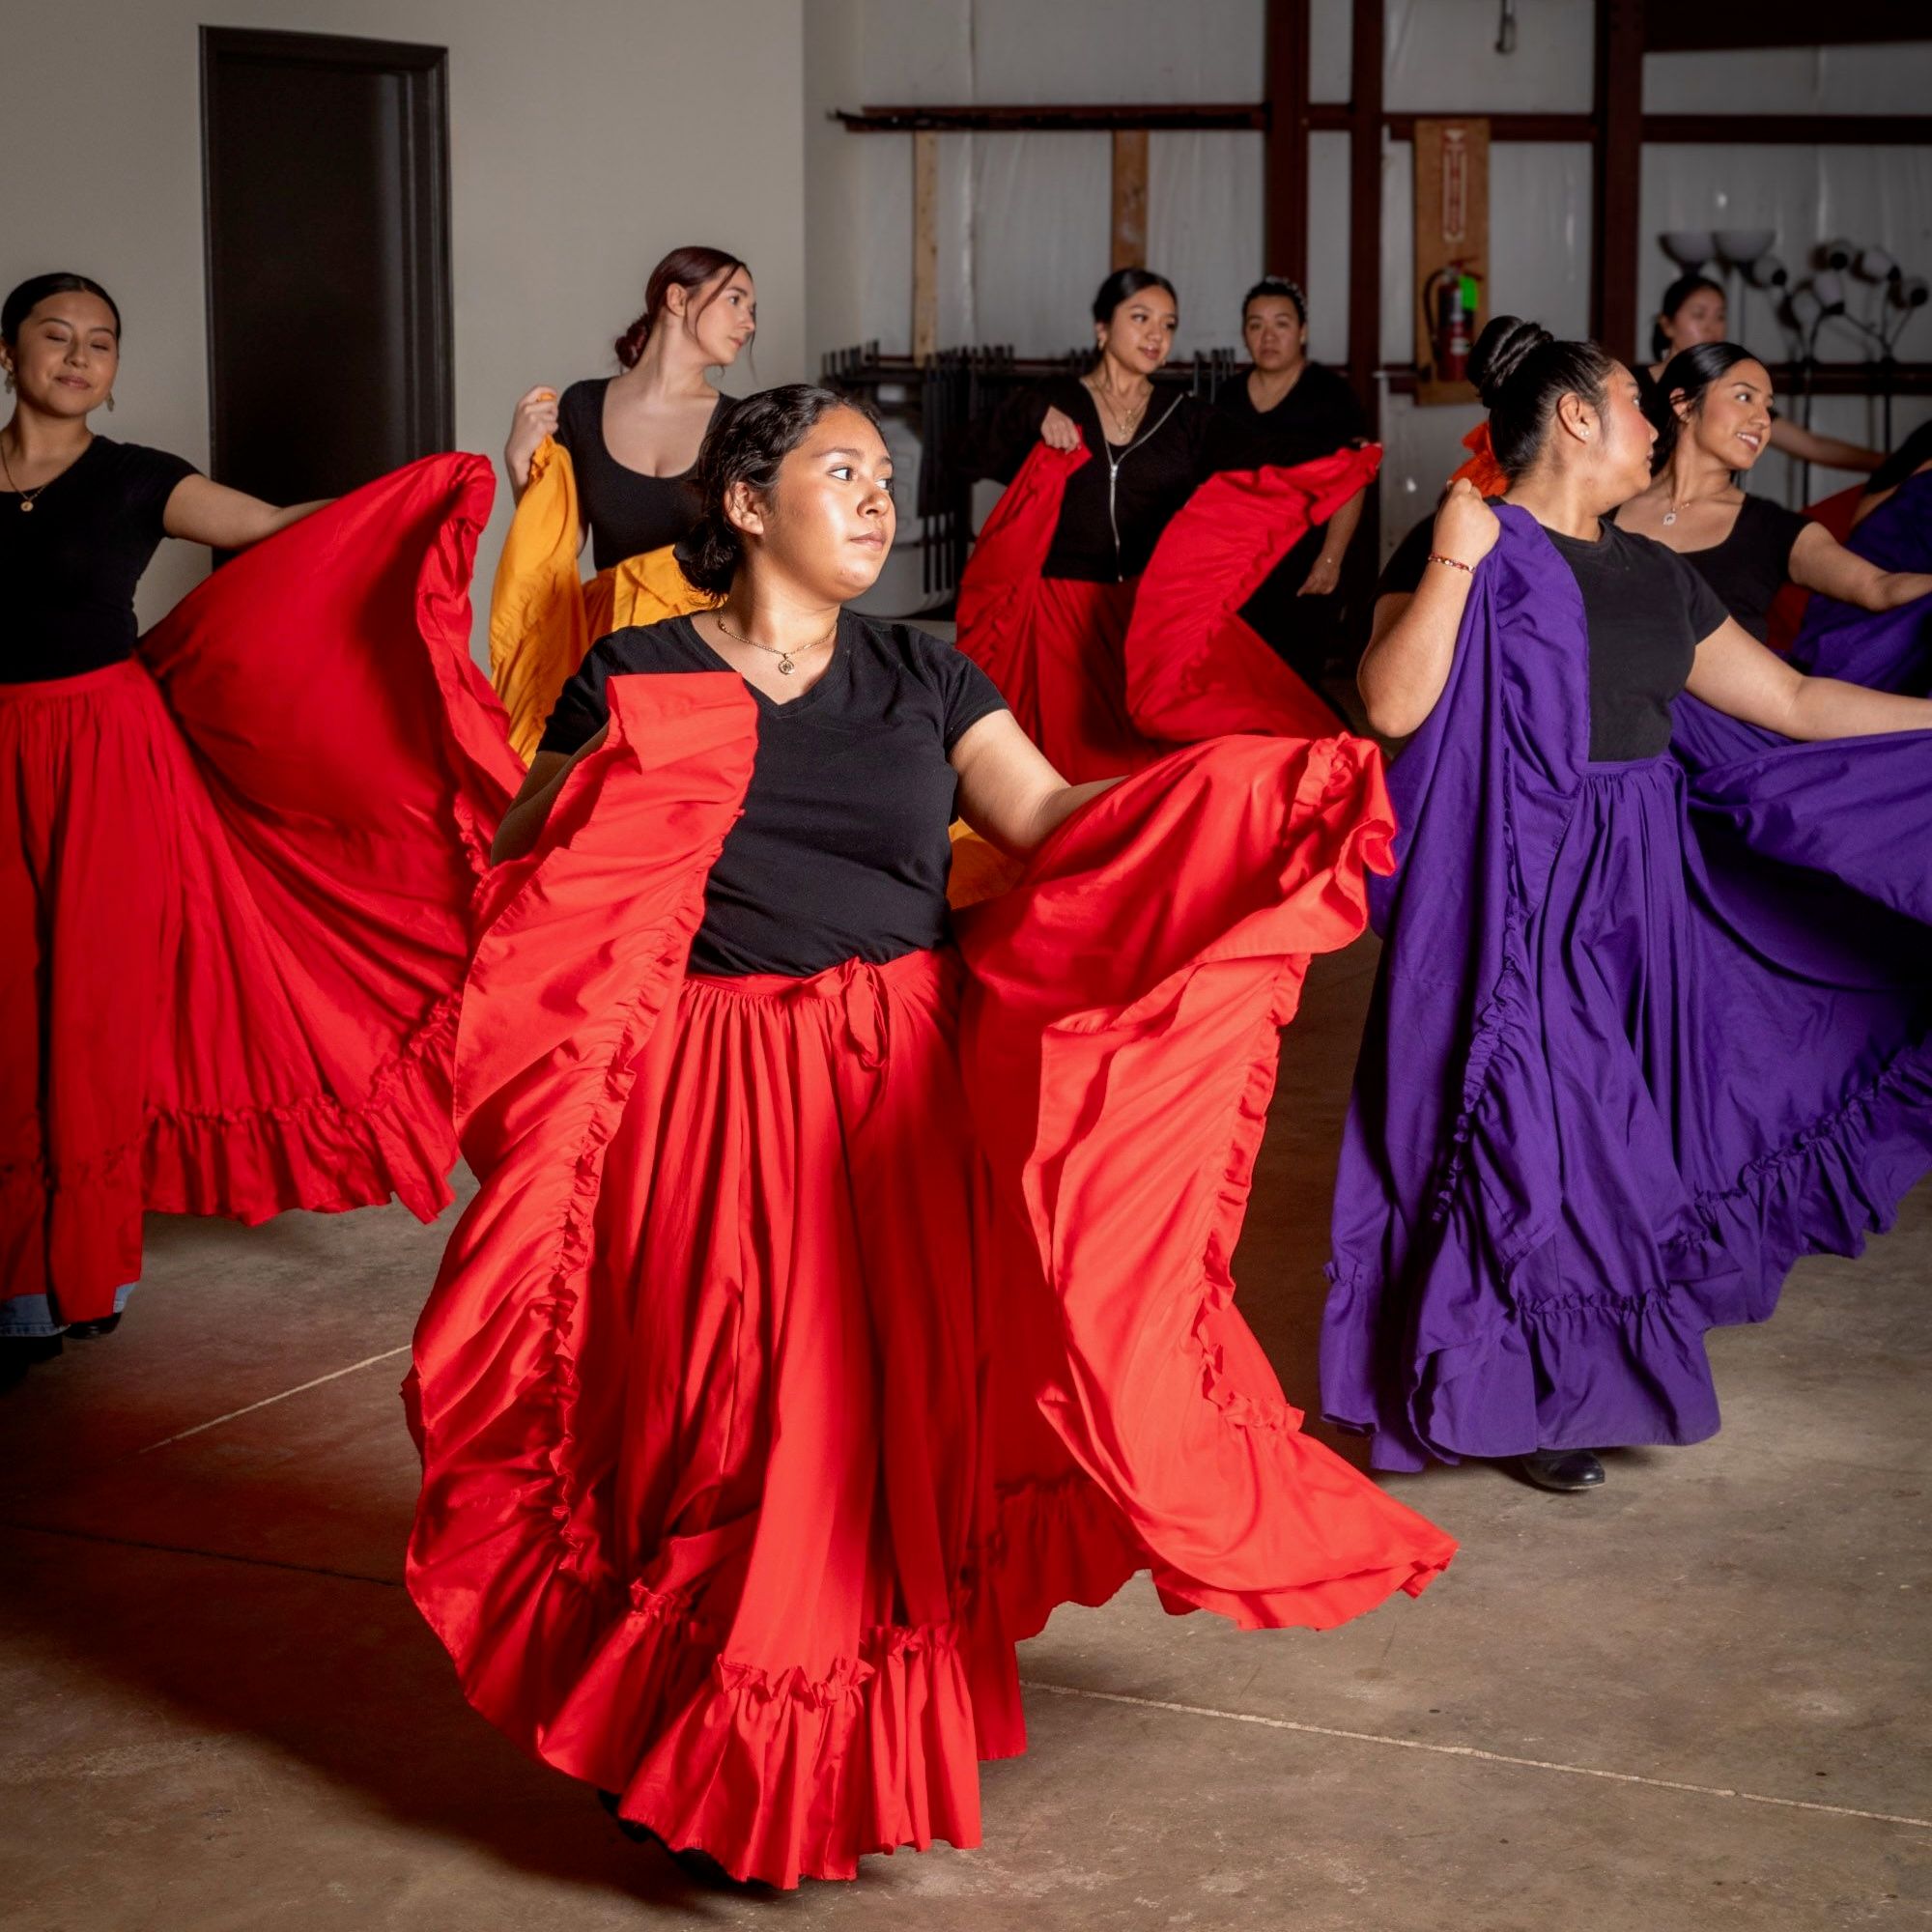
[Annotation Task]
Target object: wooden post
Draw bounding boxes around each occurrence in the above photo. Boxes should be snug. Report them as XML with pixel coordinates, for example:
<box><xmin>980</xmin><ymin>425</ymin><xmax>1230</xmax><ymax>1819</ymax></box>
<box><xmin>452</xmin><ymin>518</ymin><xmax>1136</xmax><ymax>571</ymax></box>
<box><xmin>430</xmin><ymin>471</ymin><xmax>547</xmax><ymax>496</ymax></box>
<box><xmin>1110</xmin><ymin>128</ymin><xmax>1150</xmax><ymax>270</ymax></box>
<box><xmin>1347</xmin><ymin>0</ymin><xmax>1384</xmax><ymax>433</ymax></box>
<box><xmin>1264</xmin><ymin>0</ymin><xmax>1311</xmax><ymax>287</ymax></box>
<box><xmin>1592</xmin><ymin>0</ymin><xmax>1644</xmax><ymax>362</ymax></box>
<box><xmin>912</xmin><ymin>129</ymin><xmax>940</xmax><ymax>362</ymax></box>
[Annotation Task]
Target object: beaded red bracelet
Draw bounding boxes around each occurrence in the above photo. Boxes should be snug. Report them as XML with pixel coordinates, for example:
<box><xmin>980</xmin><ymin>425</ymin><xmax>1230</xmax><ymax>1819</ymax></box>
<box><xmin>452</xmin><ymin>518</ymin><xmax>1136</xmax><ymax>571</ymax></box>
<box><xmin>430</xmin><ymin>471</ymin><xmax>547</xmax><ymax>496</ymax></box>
<box><xmin>1426</xmin><ymin>552</ymin><xmax>1476</xmax><ymax>574</ymax></box>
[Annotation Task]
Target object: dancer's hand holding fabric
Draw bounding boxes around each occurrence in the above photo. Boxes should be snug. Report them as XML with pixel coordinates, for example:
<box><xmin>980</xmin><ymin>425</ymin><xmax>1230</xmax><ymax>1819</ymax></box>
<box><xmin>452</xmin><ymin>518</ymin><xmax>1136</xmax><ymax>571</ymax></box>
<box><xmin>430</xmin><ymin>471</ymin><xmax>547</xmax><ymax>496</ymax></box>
<box><xmin>1357</xmin><ymin>479</ymin><xmax>1498</xmax><ymax>735</ymax></box>
<box><xmin>504</xmin><ymin>384</ymin><xmax>559</xmax><ymax>496</ymax></box>
<box><xmin>950</xmin><ymin>708</ymin><xmax>1118</xmax><ymax>854</ymax></box>
<box><xmin>1037</xmin><ymin>405</ymin><xmax>1084</xmax><ymax>452</ymax></box>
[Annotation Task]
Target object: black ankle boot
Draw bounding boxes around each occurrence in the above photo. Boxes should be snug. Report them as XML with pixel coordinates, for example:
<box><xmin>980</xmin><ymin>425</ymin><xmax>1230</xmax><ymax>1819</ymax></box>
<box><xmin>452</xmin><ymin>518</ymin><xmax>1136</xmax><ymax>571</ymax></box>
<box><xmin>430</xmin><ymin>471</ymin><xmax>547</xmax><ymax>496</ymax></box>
<box><xmin>1517</xmin><ymin>1447</ymin><xmax>1605</xmax><ymax>1492</ymax></box>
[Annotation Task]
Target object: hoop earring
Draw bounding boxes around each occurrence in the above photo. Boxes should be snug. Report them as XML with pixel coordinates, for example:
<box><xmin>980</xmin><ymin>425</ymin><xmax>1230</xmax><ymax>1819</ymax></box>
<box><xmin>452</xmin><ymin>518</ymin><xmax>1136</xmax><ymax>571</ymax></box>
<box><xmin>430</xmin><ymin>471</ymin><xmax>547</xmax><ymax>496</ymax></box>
<box><xmin>106</xmin><ymin>392</ymin><xmax>116</xmax><ymax>412</ymax></box>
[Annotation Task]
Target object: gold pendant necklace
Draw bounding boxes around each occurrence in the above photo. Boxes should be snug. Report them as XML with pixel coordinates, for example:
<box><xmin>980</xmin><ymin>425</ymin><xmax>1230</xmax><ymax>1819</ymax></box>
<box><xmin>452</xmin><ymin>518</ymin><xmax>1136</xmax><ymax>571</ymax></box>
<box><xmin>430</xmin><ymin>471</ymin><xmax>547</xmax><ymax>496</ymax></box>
<box><xmin>0</xmin><ymin>440</ymin><xmax>51</xmax><ymax>513</ymax></box>
<box><xmin>1085</xmin><ymin>377</ymin><xmax>1149</xmax><ymax>442</ymax></box>
<box><xmin>714</xmin><ymin>611</ymin><xmax>838</xmax><ymax>675</ymax></box>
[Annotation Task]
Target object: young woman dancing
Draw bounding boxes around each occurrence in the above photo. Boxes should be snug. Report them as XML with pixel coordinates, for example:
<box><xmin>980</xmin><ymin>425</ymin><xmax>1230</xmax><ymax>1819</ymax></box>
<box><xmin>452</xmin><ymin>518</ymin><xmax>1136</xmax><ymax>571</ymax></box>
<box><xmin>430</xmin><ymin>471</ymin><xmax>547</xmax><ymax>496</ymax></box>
<box><xmin>1</xmin><ymin>271</ymin><xmax>517</xmax><ymax>1369</ymax></box>
<box><xmin>408</xmin><ymin>384</ymin><xmax>1453</xmax><ymax>1889</ymax></box>
<box><xmin>1325</xmin><ymin>317</ymin><xmax>1932</xmax><ymax>1494</ymax></box>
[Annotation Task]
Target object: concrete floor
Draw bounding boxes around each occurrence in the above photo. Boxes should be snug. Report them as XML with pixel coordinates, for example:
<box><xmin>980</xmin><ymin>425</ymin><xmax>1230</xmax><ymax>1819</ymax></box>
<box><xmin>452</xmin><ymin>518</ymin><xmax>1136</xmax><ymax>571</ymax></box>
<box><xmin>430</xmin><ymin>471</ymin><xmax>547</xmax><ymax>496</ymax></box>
<box><xmin>5</xmin><ymin>940</ymin><xmax>1930</xmax><ymax>1931</ymax></box>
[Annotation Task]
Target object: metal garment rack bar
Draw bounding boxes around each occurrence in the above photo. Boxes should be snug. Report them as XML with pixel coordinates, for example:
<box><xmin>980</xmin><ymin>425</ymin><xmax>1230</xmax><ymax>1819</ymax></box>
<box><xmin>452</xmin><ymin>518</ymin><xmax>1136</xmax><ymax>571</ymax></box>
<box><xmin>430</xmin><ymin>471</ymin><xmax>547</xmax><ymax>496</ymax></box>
<box><xmin>833</xmin><ymin>103</ymin><xmax>1267</xmax><ymax>132</ymax></box>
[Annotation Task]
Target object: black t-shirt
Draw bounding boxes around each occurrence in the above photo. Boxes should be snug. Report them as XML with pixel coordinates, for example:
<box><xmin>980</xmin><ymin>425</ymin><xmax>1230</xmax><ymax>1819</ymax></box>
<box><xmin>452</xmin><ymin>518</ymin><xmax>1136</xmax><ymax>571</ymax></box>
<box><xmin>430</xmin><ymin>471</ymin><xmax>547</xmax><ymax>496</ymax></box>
<box><xmin>1378</xmin><ymin>509</ymin><xmax>1730</xmax><ymax>759</ymax></box>
<box><xmin>964</xmin><ymin>375</ymin><xmax>1236</xmax><ymax>582</ymax></box>
<box><xmin>555</xmin><ymin>380</ymin><xmax>728</xmax><ymax>573</ymax></box>
<box><xmin>1213</xmin><ymin>362</ymin><xmax>1366</xmax><ymax>469</ymax></box>
<box><xmin>1610</xmin><ymin>495</ymin><xmax>1809</xmax><ymax>643</ymax></box>
<box><xmin>6</xmin><ymin>437</ymin><xmax>198</xmax><ymax>684</ymax></box>
<box><xmin>538</xmin><ymin>612</ymin><xmax>1009</xmax><ymax>976</ymax></box>
<box><xmin>1215</xmin><ymin>363</ymin><xmax>1370</xmax><ymax>662</ymax></box>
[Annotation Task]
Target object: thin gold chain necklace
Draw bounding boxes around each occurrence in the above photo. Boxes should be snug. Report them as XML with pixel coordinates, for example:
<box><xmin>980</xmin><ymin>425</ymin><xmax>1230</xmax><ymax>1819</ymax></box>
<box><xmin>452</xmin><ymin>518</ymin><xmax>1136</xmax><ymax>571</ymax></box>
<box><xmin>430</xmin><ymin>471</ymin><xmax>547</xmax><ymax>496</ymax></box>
<box><xmin>713</xmin><ymin>611</ymin><xmax>838</xmax><ymax>676</ymax></box>
<box><xmin>1084</xmin><ymin>376</ymin><xmax>1150</xmax><ymax>442</ymax></box>
<box><xmin>0</xmin><ymin>437</ymin><xmax>59</xmax><ymax>513</ymax></box>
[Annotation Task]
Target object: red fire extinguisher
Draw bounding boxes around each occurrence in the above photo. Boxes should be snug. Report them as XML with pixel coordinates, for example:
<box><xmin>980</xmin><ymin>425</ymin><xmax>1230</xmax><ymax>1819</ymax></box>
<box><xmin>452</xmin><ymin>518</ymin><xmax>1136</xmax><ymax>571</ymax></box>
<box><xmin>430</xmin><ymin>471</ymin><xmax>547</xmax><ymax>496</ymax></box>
<box><xmin>1427</xmin><ymin>263</ymin><xmax>1483</xmax><ymax>382</ymax></box>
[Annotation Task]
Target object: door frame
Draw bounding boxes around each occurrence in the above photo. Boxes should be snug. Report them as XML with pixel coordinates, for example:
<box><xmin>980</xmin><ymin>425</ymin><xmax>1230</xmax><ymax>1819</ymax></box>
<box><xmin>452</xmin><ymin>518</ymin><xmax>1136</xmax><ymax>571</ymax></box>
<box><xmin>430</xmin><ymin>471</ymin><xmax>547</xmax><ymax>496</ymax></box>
<box><xmin>198</xmin><ymin>25</ymin><xmax>454</xmax><ymax>482</ymax></box>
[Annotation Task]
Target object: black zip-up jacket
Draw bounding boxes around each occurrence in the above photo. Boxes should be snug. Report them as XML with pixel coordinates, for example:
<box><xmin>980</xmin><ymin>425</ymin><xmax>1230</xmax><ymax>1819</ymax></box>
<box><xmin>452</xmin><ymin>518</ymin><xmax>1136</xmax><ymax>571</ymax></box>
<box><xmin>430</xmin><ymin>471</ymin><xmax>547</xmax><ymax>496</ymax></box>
<box><xmin>962</xmin><ymin>375</ymin><xmax>1254</xmax><ymax>582</ymax></box>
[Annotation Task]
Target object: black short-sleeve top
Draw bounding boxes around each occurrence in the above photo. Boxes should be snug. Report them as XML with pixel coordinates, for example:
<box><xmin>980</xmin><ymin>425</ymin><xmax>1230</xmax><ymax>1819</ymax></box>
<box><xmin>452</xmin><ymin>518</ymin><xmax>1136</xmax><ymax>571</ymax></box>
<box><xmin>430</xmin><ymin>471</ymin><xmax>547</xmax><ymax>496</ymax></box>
<box><xmin>1213</xmin><ymin>362</ymin><xmax>1370</xmax><ymax>613</ymax></box>
<box><xmin>6</xmin><ymin>437</ymin><xmax>199</xmax><ymax>684</ymax></box>
<box><xmin>554</xmin><ymin>380</ymin><xmax>729</xmax><ymax>573</ymax></box>
<box><xmin>1378</xmin><ymin>508</ymin><xmax>1731</xmax><ymax>760</ymax></box>
<box><xmin>1213</xmin><ymin>362</ymin><xmax>1367</xmax><ymax>470</ymax></box>
<box><xmin>1609</xmin><ymin>495</ymin><xmax>1810</xmax><ymax>642</ymax></box>
<box><xmin>962</xmin><ymin>375</ymin><xmax>1237</xmax><ymax>582</ymax></box>
<box><xmin>538</xmin><ymin>611</ymin><xmax>1009</xmax><ymax>977</ymax></box>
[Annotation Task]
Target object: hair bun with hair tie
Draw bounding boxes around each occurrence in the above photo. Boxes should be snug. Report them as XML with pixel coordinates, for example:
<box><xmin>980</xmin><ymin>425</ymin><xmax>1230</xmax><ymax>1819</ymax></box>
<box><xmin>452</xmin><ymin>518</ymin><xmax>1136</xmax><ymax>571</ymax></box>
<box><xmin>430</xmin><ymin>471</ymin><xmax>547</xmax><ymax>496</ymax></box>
<box><xmin>1468</xmin><ymin>315</ymin><xmax>1553</xmax><ymax>410</ymax></box>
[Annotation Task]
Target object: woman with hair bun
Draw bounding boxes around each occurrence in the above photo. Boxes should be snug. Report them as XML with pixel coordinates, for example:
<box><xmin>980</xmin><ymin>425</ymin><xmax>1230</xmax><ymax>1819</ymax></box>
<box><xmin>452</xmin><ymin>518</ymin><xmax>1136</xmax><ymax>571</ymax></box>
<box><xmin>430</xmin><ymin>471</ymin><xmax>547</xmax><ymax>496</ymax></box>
<box><xmin>410</xmin><ymin>384</ymin><xmax>1453</xmax><ymax>1889</ymax></box>
<box><xmin>0</xmin><ymin>271</ymin><xmax>518</xmax><ymax>1371</ymax></box>
<box><xmin>957</xmin><ymin>269</ymin><xmax>1372</xmax><ymax>777</ymax></box>
<box><xmin>1614</xmin><ymin>342</ymin><xmax>1932</xmax><ymax>643</ymax></box>
<box><xmin>1325</xmin><ymin>314</ymin><xmax>1932</xmax><ymax>1494</ymax></box>
<box><xmin>503</xmin><ymin>245</ymin><xmax>754</xmax><ymax>569</ymax></box>
<box><xmin>491</xmin><ymin>248</ymin><xmax>755</xmax><ymax>759</ymax></box>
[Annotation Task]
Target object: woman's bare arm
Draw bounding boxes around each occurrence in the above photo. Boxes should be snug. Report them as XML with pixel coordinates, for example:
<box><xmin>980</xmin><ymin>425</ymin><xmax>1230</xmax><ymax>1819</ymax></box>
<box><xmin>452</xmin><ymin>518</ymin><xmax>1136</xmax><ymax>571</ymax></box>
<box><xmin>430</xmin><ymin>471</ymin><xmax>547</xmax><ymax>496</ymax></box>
<box><xmin>1769</xmin><ymin>418</ymin><xmax>1883</xmax><ymax>473</ymax></box>
<box><xmin>491</xmin><ymin>739</ymin><xmax>602</xmax><ymax>864</ymax></box>
<box><xmin>1355</xmin><ymin>482</ymin><xmax>1497</xmax><ymax>738</ymax></box>
<box><xmin>1788</xmin><ymin>521</ymin><xmax>1932</xmax><ymax>612</ymax></box>
<box><xmin>950</xmin><ymin>710</ymin><xmax>1117</xmax><ymax>854</ymax></box>
<box><xmin>1299</xmin><ymin>486</ymin><xmax>1365</xmax><ymax>598</ymax></box>
<box><xmin>1686</xmin><ymin>618</ymin><xmax>1932</xmax><ymax>739</ymax></box>
<box><xmin>162</xmin><ymin>475</ymin><xmax>327</xmax><ymax>550</ymax></box>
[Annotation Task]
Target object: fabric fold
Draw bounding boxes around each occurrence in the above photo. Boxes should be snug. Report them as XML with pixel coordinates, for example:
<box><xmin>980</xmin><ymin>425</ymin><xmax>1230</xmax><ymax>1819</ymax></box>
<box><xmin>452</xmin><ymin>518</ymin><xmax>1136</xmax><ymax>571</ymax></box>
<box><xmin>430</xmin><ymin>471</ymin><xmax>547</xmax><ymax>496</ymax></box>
<box><xmin>955</xmin><ymin>440</ymin><xmax>1358</xmax><ymax>781</ymax></box>
<box><xmin>488</xmin><ymin>436</ymin><xmax>716</xmax><ymax>762</ymax></box>
<box><xmin>3</xmin><ymin>454</ymin><xmax>520</xmax><ymax>1319</ymax></box>
<box><xmin>1324</xmin><ymin>505</ymin><xmax>1932</xmax><ymax>1471</ymax></box>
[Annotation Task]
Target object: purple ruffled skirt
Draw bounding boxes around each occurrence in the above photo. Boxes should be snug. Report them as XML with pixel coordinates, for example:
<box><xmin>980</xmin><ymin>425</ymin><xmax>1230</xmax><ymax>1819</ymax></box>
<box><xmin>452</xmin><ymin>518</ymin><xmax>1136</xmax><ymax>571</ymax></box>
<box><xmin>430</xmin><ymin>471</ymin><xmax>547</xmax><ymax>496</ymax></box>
<box><xmin>1324</xmin><ymin>752</ymin><xmax>1932</xmax><ymax>1469</ymax></box>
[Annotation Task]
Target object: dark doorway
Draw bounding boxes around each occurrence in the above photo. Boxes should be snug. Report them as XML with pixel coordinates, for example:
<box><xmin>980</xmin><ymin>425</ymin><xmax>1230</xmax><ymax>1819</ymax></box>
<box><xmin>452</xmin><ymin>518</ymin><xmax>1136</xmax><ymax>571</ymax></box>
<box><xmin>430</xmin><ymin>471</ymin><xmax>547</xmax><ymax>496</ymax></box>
<box><xmin>200</xmin><ymin>27</ymin><xmax>452</xmax><ymax>506</ymax></box>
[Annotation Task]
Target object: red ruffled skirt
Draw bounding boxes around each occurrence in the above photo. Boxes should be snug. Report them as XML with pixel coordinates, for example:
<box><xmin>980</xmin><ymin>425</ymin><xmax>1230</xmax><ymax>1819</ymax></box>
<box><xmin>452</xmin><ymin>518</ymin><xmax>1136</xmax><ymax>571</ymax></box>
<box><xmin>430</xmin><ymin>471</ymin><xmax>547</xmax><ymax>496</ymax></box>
<box><xmin>0</xmin><ymin>456</ymin><xmax>521</xmax><ymax>1320</ymax></box>
<box><xmin>408</xmin><ymin>675</ymin><xmax>1454</xmax><ymax>1888</ymax></box>
<box><xmin>956</xmin><ymin>443</ymin><xmax>1378</xmax><ymax>782</ymax></box>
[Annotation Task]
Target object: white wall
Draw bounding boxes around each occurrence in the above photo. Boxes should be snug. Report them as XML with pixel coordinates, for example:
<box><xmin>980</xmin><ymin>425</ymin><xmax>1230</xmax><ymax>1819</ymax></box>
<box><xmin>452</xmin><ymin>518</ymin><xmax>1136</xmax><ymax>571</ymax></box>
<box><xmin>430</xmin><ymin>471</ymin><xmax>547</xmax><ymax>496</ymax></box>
<box><xmin>802</xmin><ymin>0</ymin><xmax>1268</xmax><ymax>366</ymax></box>
<box><xmin>2</xmin><ymin>0</ymin><xmax>809</xmax><ymax>639</ymax></box>
<box><xmin>804</xmin><ymin>0</ymin><xmax>1932</xmax><ymax>556</ymax></box>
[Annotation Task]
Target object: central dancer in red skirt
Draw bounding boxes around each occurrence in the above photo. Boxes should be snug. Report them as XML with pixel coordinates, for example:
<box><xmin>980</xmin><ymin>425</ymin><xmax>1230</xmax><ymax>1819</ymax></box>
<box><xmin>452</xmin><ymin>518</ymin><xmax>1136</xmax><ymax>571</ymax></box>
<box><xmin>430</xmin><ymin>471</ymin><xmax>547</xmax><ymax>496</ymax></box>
<box><xmin>407</xmin><ymin>385</ymin><xmax>1455</xmax><ymax>1889</ymax></box>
